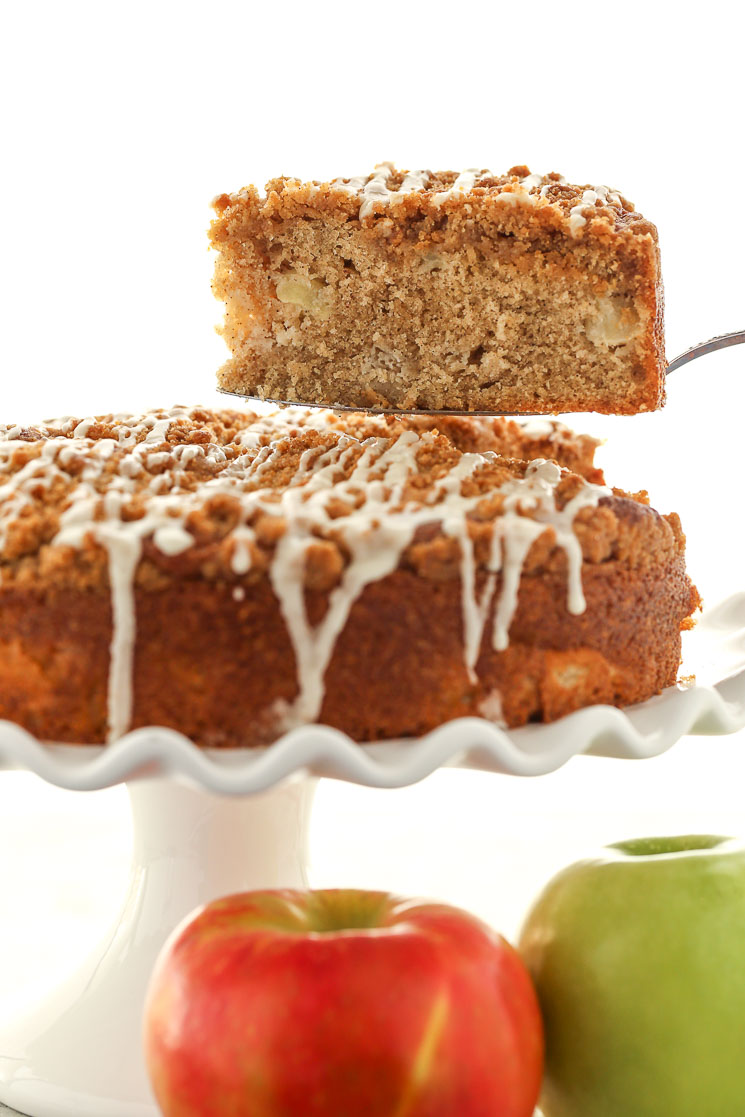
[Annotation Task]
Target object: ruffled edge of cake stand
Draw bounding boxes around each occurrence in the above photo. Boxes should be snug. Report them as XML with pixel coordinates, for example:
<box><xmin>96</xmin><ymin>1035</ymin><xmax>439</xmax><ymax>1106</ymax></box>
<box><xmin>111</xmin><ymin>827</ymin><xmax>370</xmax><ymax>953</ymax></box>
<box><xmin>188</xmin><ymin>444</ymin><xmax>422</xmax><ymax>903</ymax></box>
<box><xmin>2</xmin><ymin>592</ymin><xmax>744</xmax><ymax>794</ymax></box>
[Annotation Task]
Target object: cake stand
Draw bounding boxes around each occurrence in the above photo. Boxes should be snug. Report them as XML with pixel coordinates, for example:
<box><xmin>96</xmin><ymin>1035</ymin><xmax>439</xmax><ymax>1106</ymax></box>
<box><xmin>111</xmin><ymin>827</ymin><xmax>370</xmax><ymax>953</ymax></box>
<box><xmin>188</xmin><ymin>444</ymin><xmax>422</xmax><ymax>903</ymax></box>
<box><xmin>1</xmin><ymin>593</ymin><xmax>745</xmax><ymax>1117</ymax></box>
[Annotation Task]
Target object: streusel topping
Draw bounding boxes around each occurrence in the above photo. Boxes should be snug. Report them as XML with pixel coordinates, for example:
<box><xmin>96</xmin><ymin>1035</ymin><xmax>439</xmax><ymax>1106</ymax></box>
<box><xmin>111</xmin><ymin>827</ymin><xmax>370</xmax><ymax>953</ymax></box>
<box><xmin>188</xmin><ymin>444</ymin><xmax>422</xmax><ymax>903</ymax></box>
<box><xmin>213</xmin><ymin>164</ymin><xmax>644</xmax><ymax>238</ymax></box>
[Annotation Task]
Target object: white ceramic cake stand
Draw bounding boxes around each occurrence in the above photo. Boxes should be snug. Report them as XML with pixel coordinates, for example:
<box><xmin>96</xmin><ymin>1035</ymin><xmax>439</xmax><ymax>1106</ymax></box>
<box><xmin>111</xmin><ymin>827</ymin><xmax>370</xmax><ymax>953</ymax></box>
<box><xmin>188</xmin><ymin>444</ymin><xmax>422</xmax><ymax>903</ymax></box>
<box><xmin>1</xmin><ymin>593</ymin><xmax>745</xmax><ymax>1117</ymax></box>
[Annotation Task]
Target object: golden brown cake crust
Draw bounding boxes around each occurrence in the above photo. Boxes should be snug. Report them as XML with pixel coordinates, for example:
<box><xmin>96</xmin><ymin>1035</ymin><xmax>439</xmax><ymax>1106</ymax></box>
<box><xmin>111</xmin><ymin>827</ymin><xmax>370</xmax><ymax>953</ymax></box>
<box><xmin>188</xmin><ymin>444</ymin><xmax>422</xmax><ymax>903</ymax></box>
<box><xmin>0</xmin><ymin>406</ymin><xmax>698</xmax><ymax>745</ymax></box>
<box><xmin>0</xmin><ymin>556</ymin><xmax>696</xmax><ymax>746</ymax></box>
<box><xmin>211</xmin><ymin>165</ymin><xmax>665</xmax><ymax>415</ymax></box>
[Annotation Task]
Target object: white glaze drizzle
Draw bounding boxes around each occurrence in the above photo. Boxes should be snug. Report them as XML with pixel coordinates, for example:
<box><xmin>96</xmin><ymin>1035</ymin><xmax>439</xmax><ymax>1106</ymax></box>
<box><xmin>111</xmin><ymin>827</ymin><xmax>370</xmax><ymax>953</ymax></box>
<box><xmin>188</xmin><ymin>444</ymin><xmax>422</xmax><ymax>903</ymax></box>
<box><xmin>396</xmin><ymin>169</ymin><xmax>432</xmax><ymax>197</ymax></box>
<box><xmin>332</xmin><ymin>163</ymin><xmax>433</xmax><ymax>219</ymax></box>
<box><xmin>333</xmin><ymin>164</ymin><xmax>491</xmax><ymax>217</ymax></box>
<box><xmin>327</xmin><ymin>165</ymin><xmax>624</xmax><ymax>229</ymax></box>
<box><xmin>0</xmin><ymin>408</ymin><xmax>609</xmax><ymax>739</ymax></box>
<box><xmin>103</xmin><ymin>528</ymin><xmax>141</xmax><ymax>741</ymax></box>
<box><xmin>568</xmin><ymin>185</ymin><xmax>623</xmax><ymax>236</ymax></box>
<box><xmin>516</xmin><ymin>418</ymin><xmax>560</xmax><ymax>439</ymax></box>
<box><xmin>431</xmin><ymin>168</ymin><xmax>483</xmax><ymax>207</ymax></box>
<box><xmin>479</xmin><ymin>688</ymin><xmax>506</xmax><ymax>727</ymax></box>
<box><xmin>358</xmin><ymin>163</ymin><xmax>396</xmax><ymax>220</ymax></box>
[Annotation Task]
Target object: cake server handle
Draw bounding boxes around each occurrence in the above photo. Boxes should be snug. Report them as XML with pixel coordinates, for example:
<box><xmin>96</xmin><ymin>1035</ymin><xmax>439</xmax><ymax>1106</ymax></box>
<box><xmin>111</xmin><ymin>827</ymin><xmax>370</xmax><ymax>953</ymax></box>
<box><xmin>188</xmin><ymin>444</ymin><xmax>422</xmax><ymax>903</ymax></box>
<box><xmin>667</xmin><ymin>329</ymin><xmax>745</xmax><ymax>374</ymax></box>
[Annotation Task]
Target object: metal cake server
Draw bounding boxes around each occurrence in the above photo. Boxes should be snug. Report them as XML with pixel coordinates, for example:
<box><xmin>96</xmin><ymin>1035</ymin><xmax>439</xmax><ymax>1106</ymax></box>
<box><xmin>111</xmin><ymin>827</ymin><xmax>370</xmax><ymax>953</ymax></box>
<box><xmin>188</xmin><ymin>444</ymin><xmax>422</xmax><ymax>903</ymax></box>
<box><xmin>665</xmin><ymin>329</ymin><xmax>745</xmax><ymax>374</ymax></box>
<box><xmin>217</xmin><ymin>328</ymin><xmax>745</xmax><ymax>418</ymax></box>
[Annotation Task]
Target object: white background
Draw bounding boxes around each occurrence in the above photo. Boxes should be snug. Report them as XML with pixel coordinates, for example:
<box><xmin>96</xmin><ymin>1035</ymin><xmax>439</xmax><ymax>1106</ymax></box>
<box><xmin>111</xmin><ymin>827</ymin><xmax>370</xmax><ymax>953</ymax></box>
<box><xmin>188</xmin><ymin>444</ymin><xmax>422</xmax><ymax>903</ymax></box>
<box><xmin>1</xmin><ymin>0</ymin><xmax>744</xmax><ymax>1025</ymax></box>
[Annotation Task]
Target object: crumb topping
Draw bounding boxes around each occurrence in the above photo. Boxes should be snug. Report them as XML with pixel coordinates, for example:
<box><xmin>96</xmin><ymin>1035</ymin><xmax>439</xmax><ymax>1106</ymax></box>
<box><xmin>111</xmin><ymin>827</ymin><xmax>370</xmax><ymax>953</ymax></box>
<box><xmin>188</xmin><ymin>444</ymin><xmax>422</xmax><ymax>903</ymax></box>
<box><xmin>0</xmin><ymin>405</ymin><xmax>665</xmax><ymax>587</ymax></box>
<box><xmin>212</xmin><ymin>163</ymin><xmax>646</xmax><ymax>240</ymax></box>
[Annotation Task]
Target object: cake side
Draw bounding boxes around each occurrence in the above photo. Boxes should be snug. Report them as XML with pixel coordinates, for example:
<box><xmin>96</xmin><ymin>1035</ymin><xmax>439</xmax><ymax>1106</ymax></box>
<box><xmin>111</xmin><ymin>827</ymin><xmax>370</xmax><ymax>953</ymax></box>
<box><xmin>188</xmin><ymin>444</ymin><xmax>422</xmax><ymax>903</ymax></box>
<box><xmin>211</xmin><ymin>165</ymin><xmax>665</xmax><ymax>415</ymax></box>
<box><xmin>0</xmin><ymin>407</ymin><xmax>697</xmax><ymax>745</ymax></box>
<box><xmin>0</xmin><ymin>545</ymin><xmax>696</xmax><ymax>746</ymax></box>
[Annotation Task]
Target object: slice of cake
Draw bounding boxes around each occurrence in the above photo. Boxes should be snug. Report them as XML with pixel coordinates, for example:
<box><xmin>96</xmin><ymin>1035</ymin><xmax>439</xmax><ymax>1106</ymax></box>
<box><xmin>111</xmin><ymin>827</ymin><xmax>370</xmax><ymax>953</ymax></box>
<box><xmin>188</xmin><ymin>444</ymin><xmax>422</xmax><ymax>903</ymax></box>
<box><xmin>0</xmin><ymin>406</ymin><xmax>698</xmax><ymax>747</ymax></box>
<box><xmin>210</xmin><ymin>165</ymin><xmax>665</xmax><ymax>415</ymax></box>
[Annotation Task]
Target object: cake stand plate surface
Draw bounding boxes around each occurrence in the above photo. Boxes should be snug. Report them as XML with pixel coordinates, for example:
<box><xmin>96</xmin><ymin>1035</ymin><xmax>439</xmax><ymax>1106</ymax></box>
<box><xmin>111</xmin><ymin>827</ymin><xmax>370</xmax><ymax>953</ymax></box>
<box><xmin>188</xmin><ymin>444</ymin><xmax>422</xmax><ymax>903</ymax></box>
<box><xmin>0</xmin><ymin>593</ymin><xmax>744</xmax><ymax>1117</ymax></box>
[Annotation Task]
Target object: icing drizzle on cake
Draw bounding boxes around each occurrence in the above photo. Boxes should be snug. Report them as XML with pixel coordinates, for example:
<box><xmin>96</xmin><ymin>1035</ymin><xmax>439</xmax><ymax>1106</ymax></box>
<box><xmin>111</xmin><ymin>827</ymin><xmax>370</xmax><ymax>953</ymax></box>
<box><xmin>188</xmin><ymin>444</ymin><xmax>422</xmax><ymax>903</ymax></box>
<box><xmin>330</xmin><ymin>164</ymin><xmax>624</xmax><ymax>231</ymax></box>
<box><xmin>0</xmin><ymin>407</ymin><xmax>609</xmax><ymax>742</ymax></box>
<box><xmin>568</xmin><ymin>185</ymin><xmax>623</xmax><ymax>236</ymax></box>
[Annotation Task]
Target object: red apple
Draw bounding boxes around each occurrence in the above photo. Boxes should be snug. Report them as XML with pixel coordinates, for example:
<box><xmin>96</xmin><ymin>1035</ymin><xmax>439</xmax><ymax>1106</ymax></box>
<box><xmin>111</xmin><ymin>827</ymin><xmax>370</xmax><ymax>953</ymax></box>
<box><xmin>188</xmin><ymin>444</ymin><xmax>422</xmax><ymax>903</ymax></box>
<box><xmin>144</xmin><ymin>888</ymin><xmax>543</xmax><ymax>1117</ymax></box>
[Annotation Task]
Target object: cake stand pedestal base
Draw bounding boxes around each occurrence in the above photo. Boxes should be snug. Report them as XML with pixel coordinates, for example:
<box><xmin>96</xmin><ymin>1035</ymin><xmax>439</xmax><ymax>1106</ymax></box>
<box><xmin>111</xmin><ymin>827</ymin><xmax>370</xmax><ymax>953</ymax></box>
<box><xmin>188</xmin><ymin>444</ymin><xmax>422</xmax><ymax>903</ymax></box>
<box><xmin>0</xmin><ymin>775</ymin><xmax>316</xmax><ymax>1117</ymax></box>
<box><xmin>2</xmin><ymin>594</ymin><xmax>745</xmax><ymax>1115</ymax></box>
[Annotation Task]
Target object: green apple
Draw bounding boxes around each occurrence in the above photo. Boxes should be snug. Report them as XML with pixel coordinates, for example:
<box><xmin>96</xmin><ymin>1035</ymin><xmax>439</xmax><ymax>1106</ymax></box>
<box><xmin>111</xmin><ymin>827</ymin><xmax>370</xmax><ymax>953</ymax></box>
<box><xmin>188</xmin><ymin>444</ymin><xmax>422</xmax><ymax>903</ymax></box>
<box><xmin>519</xmin><ymin>835</ymin><xmax>745</xmax><ymax>1117</ymax></box>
